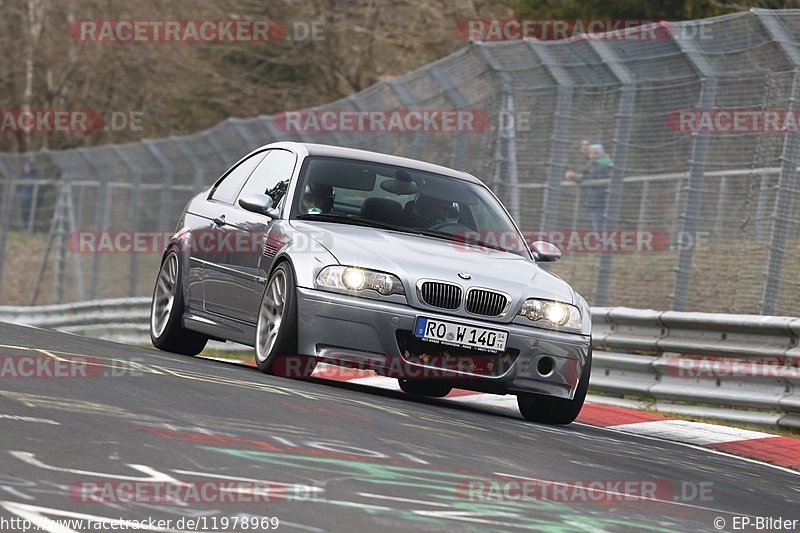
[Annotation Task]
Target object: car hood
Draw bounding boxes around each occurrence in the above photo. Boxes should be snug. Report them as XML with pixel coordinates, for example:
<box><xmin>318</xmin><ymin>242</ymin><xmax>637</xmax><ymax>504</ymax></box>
<box><xmin>291</xmin><ymin>221</ymin><xmax>577</xmax><ymax>305</ymax></box>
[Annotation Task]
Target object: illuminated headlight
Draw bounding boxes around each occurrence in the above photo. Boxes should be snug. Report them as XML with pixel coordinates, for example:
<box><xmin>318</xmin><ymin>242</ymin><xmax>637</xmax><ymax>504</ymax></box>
<box><xmin>518</xmin><ymin>299</ymin><xmax>581</xmax><ymax>332</ymax></box>
<box><xmin>316</xmin><ymin>266</ymin><xmax>405</xmax><ymax>296</ymax></box>
<box><xmin>343</xmin><ymin>268</ymin><xmax>366</xmax><ymax>290</ymax></box>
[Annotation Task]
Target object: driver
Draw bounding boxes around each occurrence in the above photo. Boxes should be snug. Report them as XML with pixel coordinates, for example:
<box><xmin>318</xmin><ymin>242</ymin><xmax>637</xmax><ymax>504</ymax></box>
<box><xmin>413</xmin><ymin>195</ymin><xmax>459</xmax><ymax>227</ymax></box>
<box><xmin>301</xmin><ymin>183</ymin><xmax>334</xmax><ymax>214</ymax></box>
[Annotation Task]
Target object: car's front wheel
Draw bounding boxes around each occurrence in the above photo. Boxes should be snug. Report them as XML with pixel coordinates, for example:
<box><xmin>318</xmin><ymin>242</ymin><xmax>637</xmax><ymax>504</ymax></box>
<box><xmin>150</xmin><ymin>251</ymin><xmax>208</xmax><ymax>355</ymax></box>
<box><xmin>398</xmin><ymin>379</ymin><xmax>452</xmax><ymax>398</ymax></box>
<box><xmin>517</xmin><ymin>354</ymin><xmax>591</xmax><ymax>425</ymax></box>
<box><xmin>255</xmin><ymin>262</ymin><xmax>316</xmax><ymax>378</ymax></box>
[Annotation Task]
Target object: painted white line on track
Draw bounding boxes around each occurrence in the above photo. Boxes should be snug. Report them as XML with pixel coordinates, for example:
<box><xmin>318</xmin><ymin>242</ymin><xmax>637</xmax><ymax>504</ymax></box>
<box><xmin>605</xmin><ymin>420</ymin><xmax>778</xmax><ymax>445</ymax></box>
<box><xmin>346</xmin><ymin>376</ymin><xmax>401</xmax><ymax>389</ymax></box>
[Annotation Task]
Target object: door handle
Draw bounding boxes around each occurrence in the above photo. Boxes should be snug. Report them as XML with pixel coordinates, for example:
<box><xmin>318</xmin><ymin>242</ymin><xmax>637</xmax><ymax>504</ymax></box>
<box><xmin>213</xmin><ymin>215</ymin><xmax>226</xmax><ymax>226</ymax></box>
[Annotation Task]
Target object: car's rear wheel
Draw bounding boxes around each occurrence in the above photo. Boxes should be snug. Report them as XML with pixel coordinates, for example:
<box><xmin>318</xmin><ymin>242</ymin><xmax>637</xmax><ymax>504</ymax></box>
<box><xmin>517</xmin><ymin>354</ymin><xmax>591</xmax><ymax>425</ymax></box>
<box><xmin>398</xmin><ymin>379</ymin><xmax>452</xmax><ymax>398</ymax></box>
<box><xmin>255</xmin><ymin>262</ymin><xmax>316</xmax><ymax>378</ymax></box>
<box><xmin>150</xmin><ymin>251</ymin><xmax>208</xmax><ymax>355</ymax></box>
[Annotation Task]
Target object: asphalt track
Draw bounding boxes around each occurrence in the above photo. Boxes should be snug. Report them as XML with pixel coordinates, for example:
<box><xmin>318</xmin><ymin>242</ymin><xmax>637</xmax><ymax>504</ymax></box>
<box><xmin>0</xmin><ymin>321</ymin><xmax>798</xmax><ymax>533</ymax></box>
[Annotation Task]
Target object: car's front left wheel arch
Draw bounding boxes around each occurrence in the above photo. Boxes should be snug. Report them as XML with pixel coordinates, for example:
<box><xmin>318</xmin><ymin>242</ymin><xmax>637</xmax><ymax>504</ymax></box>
<box><xmin>254</xmin><ymin>260</ymin><xmax>316</xmax><ymax>378</ymax></box>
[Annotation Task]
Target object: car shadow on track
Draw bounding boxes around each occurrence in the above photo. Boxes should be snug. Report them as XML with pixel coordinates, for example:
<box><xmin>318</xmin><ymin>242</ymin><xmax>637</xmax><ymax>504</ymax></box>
<box><xmin>195</xmin><ymin>353</ymin><xmax>583</xmax><ymax>430</ymax></box>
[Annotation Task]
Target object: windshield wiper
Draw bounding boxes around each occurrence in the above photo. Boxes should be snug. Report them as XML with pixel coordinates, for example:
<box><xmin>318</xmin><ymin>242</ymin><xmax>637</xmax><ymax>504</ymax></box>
<box><xmin>296</xmin><ymin>213</ymin><xmax>420</xmax><ymax>235</ymax></box>
<box><xmin>413</xmin><ymin>228</ymin><xmax>514</xmax><ymax>254</ymax></box>
<box><xmin>297</xmin><ymin>213</ymin><xmax>518</xmax><ymax>253</ymax></box>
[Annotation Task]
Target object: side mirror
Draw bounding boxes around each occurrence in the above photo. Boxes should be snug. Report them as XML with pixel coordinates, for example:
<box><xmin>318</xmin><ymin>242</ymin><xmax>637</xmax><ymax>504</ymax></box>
<box><xmin>238</xmin><ymin>194</ymin><xmax>279</xmax><ymax>218</ymax></box>
<box><xmin>530</xmin><ymin>240</ymin><xmax>562</xmax><ymax>262</ymax></box>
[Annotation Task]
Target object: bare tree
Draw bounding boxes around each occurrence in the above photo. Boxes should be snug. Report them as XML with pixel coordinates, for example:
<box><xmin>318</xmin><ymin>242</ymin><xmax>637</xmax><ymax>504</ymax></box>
<box><xmin>0</xmin><ymin>0</ymin><xmax>513</xmax><ymax>152</ymax></box>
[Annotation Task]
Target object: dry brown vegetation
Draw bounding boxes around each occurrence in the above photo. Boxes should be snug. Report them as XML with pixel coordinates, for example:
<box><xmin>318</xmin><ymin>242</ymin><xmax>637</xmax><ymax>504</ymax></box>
<box><xmin>0</xmin><ymin>0</ymin><xmax>513</xmax><ymax>153</ymax></box>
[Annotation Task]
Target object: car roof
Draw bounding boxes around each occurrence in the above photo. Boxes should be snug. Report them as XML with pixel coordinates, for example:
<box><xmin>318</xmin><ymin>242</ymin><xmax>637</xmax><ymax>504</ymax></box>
<box><xmin>261</xmin><ymin>141</ymin><xmax>483</xmax><ymax>185</ymax></box>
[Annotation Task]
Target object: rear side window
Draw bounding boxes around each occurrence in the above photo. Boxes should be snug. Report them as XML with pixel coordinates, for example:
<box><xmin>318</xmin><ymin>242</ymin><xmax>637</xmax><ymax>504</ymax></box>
<box><xmin>238</xmin><ymin>149</ymin><xmax>297</xmax><ymax>206</ymax></box>
<box><xmin>210</xmin><ymin>151</ymin><xmax>268</xmax><ymax>204</ymax></box>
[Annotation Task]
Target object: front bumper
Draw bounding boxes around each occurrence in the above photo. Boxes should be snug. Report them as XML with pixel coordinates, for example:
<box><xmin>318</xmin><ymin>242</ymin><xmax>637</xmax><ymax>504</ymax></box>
<box><xmin>296</xmin><ymin>287</ymin><xmax>590</xmax><ymax>400</ymax></box>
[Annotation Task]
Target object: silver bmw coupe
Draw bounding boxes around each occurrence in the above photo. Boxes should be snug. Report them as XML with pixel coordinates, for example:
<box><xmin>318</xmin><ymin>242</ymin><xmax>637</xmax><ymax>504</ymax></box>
<box><xmin>150</xmin><ymin>142</ymin><xmax>592</xmax><ymax>424</ymax></box>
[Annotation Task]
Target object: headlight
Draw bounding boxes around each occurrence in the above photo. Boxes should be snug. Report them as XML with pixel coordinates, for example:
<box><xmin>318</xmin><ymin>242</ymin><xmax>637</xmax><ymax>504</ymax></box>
<box><xmin>316</xmin><ymin>266</ymin><xmax>405</xmax><ymax>296</ymax></box>
<box><xmin>518</xmin><ymin>299</ymin><xmax>582</xmax><ymax>332</ymax></box>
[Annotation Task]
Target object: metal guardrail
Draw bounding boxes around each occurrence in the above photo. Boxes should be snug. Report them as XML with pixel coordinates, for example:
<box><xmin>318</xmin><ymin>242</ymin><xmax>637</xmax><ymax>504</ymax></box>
<box><xmin>0</xmin><ymin>298</ymin><xmax>153</xmax><ymax>346</ymax></box>
<box><xmin>0</xmin><ymin>299</ymin><xmax>798</xmax><ymax>429</ymax></box>
<box><xmin>592</xmin><ymin>307</ymin><xmax>800</xmax><ymax>429</ymax></box>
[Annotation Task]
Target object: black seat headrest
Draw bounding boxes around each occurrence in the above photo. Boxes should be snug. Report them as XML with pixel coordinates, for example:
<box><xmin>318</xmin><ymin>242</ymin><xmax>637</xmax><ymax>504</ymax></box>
<box><xmin>361</xmin><ymin>197</ymin><xmax>403</xmax><ymax>226</ymax></box>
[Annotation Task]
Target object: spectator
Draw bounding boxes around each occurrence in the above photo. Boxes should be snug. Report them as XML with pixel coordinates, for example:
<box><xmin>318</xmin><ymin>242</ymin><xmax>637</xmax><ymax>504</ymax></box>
<box><xmin>564</xmin><ymin>139</ymin><xmax>592</xmax><ymax>182</ymax></box>
<box><xmin>567</xmin><ymin>143</ymin><xmax>611</xmax><ymax>231</ymax></box>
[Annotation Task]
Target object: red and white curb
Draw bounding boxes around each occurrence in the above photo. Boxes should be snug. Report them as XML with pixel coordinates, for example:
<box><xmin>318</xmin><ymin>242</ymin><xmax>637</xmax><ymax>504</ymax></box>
<box><xmin>200</xmin><ymin>357</ymin><xmax>800</xmax><ymax>471</ymax></box>
<box><xmin>579</xmin><ymin>404</ymin><xmax>800</xmax><ymax>471</ymax></box>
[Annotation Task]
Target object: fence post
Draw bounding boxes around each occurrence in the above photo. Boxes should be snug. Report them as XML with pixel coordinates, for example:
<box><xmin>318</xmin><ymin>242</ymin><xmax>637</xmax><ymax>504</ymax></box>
<box><xmin>670</xmin><ymin>35</ymin><xmax>718</xmax><ymax>312</ymax></box>
<box><xmin>176</xmin><ymin>138</ymin><xmax>209</xmax><ymax>194</ymax></box>
<box><xmin>476</xmin><ymin>43</ymin><xmax>519</xmax><ymax>219</ymax></box>
<box><xmin>227</xmin><ymin>118</ymin><xmax>257</xmax><ymax>150</ymax></box>
<box><xmin>753</xmin><ymin>11</ymin><xmax>800</xmax><ymax>315</ymax></box>
<box><xmin>754</xmin><ymin>171</ymin><xmax>773</xmax><ymax>240</ymax></box>
<box><xmin>388</xmin><ymin>79</ymin><xmax>426</xmax><ymax>160</ymax></box>
<box><xmin>110</xmin><ymin>146</ymin><xmax>142</xmax><ymax>298</ymax></box>
<box><xmin>0</xmin><ymin>157</ymin><xmax>15</xmax><ymax>302</ymax></box>
<box><xmin>256</xmin><ymin>115</ymin><xmax>281</xmax><ymax>145</ymax></box>
<box><xmin>79</xmin><ymin>149</ymin><xmax>111</xmax><ymax>300</ymax></box>
<box><xmin>482</xmin><ymin>92</ymin><xmax>519</xmax><ymax>220</ymax></box>
<box><xmin>589</xmin><ymin>40</ymin><xmax>636</xmax><ymax>307</ymax></box>
<box><xmin>335</xmin><ymin>96</ymin><xmax>364</xmax><ymax>149</ymax></box>
<box><xmin>50</xmin><ymin>148</ymin><xmax>85</xmax><ymax>303</ymax></box>
<box><xmin>143</xmin><ymin>140</ymin><xmax>173</xmax><ymax>231</ymax></box>
<box><xmin>202</xmin><ymin>130</ymin><xmax>235</xmax><ymax>173</ymax></box>
<box><xmin>528</xmin><ymin>41</ymin><xmax>573</xmax><ymax>231</ymax></box>
<box><xmin>503</xmin><ymin>92</ymin><xmax>520</xmax><ymax>222</ymax></box>
<box><xmin>369</xmin><ymin>86</ymin><xmax>397</xmax><ymax>155</ymax></box>
<box><xmin>431</xmin><ymin>65</ymin><xmax>471</xmax><ymax>170</ymax></box>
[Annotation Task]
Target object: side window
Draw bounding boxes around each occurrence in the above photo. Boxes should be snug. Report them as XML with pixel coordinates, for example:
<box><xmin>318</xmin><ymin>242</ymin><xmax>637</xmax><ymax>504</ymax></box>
<box><xmin>238</xmin><ymin>149</ymin><xmax>296</xmax><ymax>206</ymax></box>
<box><xmin>210</xmin><ymin>151</ymin><xmax>268</xmax><ymax>204</ymax></box>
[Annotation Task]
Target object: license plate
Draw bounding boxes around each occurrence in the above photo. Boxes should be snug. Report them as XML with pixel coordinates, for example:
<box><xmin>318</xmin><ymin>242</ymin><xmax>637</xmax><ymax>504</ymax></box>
<box><xmin>414</xmin><ymin>317</ymin><xmax>508</xmax><ymax>353</ymax></box>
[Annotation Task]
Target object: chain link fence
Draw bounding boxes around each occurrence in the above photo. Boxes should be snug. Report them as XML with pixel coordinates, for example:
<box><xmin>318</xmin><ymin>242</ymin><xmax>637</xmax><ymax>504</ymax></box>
<box><xmin>0</xmin><ymin>9</ymin><xmax>798</xmax><ymax>315</ymax></box>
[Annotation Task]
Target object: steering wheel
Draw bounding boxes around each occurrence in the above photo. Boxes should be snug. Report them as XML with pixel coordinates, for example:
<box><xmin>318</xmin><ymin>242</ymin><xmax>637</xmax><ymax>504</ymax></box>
<box><xmin>429</xmin><ymin>221</ymin><xmax>470</xmax><ymax>233</ymax></box>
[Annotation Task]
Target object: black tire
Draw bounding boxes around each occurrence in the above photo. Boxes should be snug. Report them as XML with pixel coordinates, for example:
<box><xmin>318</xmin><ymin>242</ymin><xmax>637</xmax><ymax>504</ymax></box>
<box><xmin>398</xmin><ymin>379</ymin><xmax>453</xmax><ymax>398</ymax></box>
<box><xmin>150</xmin><ymin>251</ymin><xmax>208</xmax><ymax>356</ymax></box>
<box><xmin>517</xmin><ymin>353</ymin><xmax>592</xmax><ymax>425</ymax></box>
<box><xmin>254</xmin><ymin>262</ymin><xmax>316</xmax><ymax>379</ymax></box>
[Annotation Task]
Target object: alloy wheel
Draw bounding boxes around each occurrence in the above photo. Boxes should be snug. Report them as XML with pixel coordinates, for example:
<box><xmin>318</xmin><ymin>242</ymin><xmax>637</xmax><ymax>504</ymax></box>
<box><xmin>256</xmin><ymin>269</ymin><xmax>287</xmax><ymax>362</ymax></box>
<box><xmin>151</xmin><ymin>253</ymin><xmax>178</xmax><ymax>338</ymax></box>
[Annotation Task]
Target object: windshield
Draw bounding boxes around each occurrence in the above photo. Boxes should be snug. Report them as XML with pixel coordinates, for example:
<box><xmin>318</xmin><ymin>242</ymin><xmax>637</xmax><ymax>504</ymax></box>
<box><xmin>291</xmin><ymin>156</ymin><xmax>530</xmax><ymax>258</ymax></box>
